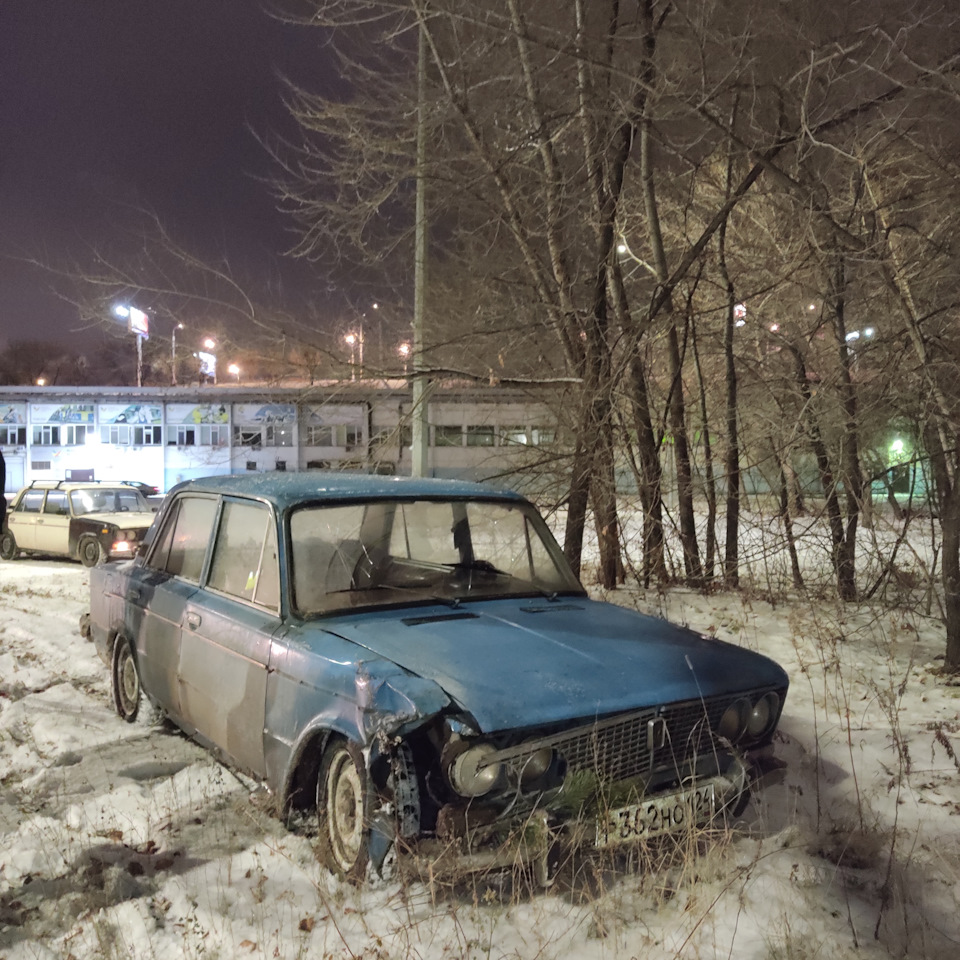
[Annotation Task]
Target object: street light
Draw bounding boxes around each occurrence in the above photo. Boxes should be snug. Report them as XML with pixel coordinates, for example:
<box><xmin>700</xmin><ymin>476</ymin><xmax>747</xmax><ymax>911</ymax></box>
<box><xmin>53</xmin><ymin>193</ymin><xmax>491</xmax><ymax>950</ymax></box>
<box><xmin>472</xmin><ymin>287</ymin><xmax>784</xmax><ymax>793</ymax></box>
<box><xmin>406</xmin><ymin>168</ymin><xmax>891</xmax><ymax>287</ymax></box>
<box><xmin>171</xmin><ymin>322</ymin><xmax>184</xmax><ymax>385</ymax></box>
<box><xmin>398</xmin><ymin>341</ymin><xmax>411</xmax><ymax>375</ymax></box>
<box><xmin>198</xmin><ymin>337</ymin><xmax>217</xmax><ymax>384</ymax></box>
<box><xmin>227</xmin><ymin>363</ymin><xmax>240</xmax><ymax>382</ymax></box>
<box><xmin>344</xmin><ymin>329</ymin><xmax>364</xmax><ymax>380</ymax></box>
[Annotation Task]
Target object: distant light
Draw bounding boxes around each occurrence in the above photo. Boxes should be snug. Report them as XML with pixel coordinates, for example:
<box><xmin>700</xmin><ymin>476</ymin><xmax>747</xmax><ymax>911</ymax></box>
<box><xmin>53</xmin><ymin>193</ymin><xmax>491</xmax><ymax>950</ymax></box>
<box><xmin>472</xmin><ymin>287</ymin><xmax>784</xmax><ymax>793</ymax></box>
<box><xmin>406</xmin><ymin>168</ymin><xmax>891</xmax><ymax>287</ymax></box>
<box><xmin>36</xmin><ymin>377</ymin><xmax>46</xmax><ymax>386</ymax></box>
<box><xmin>890</xmin><ymin>438</ymin><xmax>906</xmax><ymax>462</ymax></box>
<box><xmin>372</xmin><ymin>302</ymin><xmax>379</xmax><ymax>310</ymax></box>
<box><xmin>617</xmin><ymin>243</ymin><xmax>627</xmax><ymax>254</ymax></box>
<box><xmin>398</xmin><ymin>342</ymin><xmax>411</xmax><ymax>357</ymax></box>
<box><xmin>113</xmin><ymin>304</ymin><xmax>130</xmax><ymax>319</ymax></box>
<box><xmin>203</xmin><ymin>337</ymin><xmax>216</xmax><ymax>350</ymax></box>
<box><xmin>769</xmin><ymin>323</ymin><xmax>780</xmax><ymax>332</ymax></box>
<box><xmin>735</xmin><ymin>318</ymin><xmax>746</xmax><ymax>327</ymax></box>
<box><xmin>864</xmin><ymin>327</ymin><xmax>875</xmax><ymax>338</ymax></box>
<box><xmin>845</xmin><ymin>330</ymin><xmax>860</xmax><ymax>342</ymax></box>
<box><xmin>344</xmin><ymin>333</ymin><xmax>357</xmax><ymax>346</ymax></box>
<box><xmin>808</xmin><ymin>303</ymin><xmax>817</xmax><ymax>311</ymax></box>
<box><xmin>734</xmin><ymin>303</ymin><xmax>746</xmax><ymax>319</ymax></box>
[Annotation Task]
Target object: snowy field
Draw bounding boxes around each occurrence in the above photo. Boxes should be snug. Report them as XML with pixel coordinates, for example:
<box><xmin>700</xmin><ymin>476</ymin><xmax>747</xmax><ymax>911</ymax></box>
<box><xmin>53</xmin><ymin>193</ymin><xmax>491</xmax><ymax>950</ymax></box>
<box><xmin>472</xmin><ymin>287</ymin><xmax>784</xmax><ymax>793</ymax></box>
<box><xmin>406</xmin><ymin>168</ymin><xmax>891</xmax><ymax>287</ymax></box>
<box><xmin>2</xmin><ymin>525</ymin><xmax>960</xmax><ymax>959</ymax></box>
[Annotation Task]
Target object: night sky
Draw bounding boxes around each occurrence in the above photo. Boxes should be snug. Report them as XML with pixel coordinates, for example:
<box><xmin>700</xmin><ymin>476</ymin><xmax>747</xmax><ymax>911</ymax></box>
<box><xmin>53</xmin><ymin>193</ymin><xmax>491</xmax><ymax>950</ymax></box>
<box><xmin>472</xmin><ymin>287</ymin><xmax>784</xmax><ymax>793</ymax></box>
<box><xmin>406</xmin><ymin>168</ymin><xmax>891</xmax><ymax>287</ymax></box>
<box><xmin>0</xmin><ymin>1</ymin><xmax>336</xmax><ymax>346</ymax></box>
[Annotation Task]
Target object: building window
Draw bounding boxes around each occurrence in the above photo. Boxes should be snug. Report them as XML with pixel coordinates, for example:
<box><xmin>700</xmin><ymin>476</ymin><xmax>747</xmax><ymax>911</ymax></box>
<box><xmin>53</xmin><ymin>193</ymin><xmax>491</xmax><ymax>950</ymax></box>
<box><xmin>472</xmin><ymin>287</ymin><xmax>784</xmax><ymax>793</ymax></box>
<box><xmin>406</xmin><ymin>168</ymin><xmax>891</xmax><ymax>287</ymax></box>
<box><xmin>234</xmin><ymin>427</ymin><xmax>262</xmax><ymax>448</ymax></box>
<box><xmin>304</xmin><ymin>424</ymin><xmax>335</xmax><ymax>446</ymax></box>
<box><xmin>30</xmin><ymin>461</ymin><xmax>51</xmax><ymax>471</ymax></box>
<box><xmin>101</xmin><ymin>424</ymin><xmax>133</xmax><ymax>445</ymax></box>
<box><xmin>1</xmin><ymin>426</ymin><xmax>26</xmax><ymax>446</ymax></box>
<box><xmin>246</xmin><ymin>460</ymin><xmax>257</xmax><ymax>471</ymax></box>
<box><xmin>264</xmin><ymin>425</ymin><xmax>294</xmax><ymax>447</ymax></box>
<box><xmin>200</xmin><ymin>424</ymin><xmax>226</xmax><ymax>446</ymax></box>
<box><xmin>499</xmin><ymin>425</ymin><xmax>528</xmax><ymax>445</ymax></box>
<box><xmin>434</xmin><ymin>425</ymin><xmax>463</xmax><ymax>447</ymax></box>
<box><xmin>133</xmin><ymin>426</ymin><xmax>162</xmax><ymax>445</ymax></box>
<box><xmin>345</xmin><ymin>426</ymin><xmax>363</xmax><ymax>451</ymax></box>
<box><xmin>465</xmin><ymin>425</ymin><xmax>495</xmax><ymax>447</ymax></box>
<box><xmin>531</xmin><ymin>427</ymin><xmax>556</xmax><ymax>446</ymax></box>
<box><xmin>33</xmin><ymin>425</ymin><xmax>60</xmax><ymax>445</ymax></box>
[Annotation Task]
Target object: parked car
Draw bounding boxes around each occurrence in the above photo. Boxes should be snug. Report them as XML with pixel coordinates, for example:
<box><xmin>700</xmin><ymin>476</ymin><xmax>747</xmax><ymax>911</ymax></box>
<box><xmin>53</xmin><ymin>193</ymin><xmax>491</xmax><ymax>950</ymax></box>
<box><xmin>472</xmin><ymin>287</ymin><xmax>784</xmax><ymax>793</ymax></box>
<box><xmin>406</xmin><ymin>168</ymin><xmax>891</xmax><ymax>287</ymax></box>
<box><xmin>116</xmin><ymin>480</ymin><xmax>161</xmax><ymax>498</ymax></box>
<box><xmin>2</xmin><ymin>481</ymin><xmax>155</xmax><ymax>566</ymax></box>
<box><xmin>82</xmin><ymin>473</ymin><xmax>788</xmax><ymax>881</ymax></box>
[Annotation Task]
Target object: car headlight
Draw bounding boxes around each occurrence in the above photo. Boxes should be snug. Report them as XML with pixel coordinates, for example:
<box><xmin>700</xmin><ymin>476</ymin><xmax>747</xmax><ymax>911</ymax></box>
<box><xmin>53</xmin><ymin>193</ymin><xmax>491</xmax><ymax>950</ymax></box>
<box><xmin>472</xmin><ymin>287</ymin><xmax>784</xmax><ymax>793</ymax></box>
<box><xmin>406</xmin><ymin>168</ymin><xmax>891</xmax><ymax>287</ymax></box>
<box><xmin>717</xmin><ymin>698</ymin><xmax>750</xmax><ymax>741</ymax></box>
<box><xmin>520</xmin><ymin>747</ymin><xmax>554</xmax><ymax>786</ymax></box>
<box><xmin>746</xmin><ymin>692</ymin><xmax>780</xmax><ymax>739</ymax></box>
<box><xmin>449</xmin><ymin>743</ymin><xmax>503</xmax><ymax>797</ymax></box>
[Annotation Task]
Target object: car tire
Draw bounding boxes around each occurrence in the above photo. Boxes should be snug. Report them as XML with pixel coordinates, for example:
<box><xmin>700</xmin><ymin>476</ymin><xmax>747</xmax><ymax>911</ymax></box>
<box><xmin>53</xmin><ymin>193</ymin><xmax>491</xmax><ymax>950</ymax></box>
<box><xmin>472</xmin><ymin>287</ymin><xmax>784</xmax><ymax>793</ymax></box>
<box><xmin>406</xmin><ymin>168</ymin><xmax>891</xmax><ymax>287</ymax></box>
<box><xmin>0</xmin><ymin>531</ymin><xmax>18</xmax><ymax>561</ymax></box>
<box><xmin>79</xmin><ymin>536</ymin><xmax>106</xmax><ymax>567</ymax></box>
<box><xmin>111</xmin><ymin>635</ymin><xmax>161</xmax><ymax>725</ymax></box>
<box><xmin>316</xmin><ymin>738</ymin><xmax>371</xmax><ymax>881</ymax></box>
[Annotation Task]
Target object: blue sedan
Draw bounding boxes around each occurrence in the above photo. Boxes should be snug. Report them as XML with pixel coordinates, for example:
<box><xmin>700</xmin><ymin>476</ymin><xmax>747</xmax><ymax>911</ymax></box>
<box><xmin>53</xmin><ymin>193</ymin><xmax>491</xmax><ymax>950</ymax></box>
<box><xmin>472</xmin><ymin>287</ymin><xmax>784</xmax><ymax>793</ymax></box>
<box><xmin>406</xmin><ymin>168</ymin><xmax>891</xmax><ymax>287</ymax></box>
<box><xmin>84</xmin><ymin>473</ymin><xmax>788</xmax><ymax>881</ymax></box>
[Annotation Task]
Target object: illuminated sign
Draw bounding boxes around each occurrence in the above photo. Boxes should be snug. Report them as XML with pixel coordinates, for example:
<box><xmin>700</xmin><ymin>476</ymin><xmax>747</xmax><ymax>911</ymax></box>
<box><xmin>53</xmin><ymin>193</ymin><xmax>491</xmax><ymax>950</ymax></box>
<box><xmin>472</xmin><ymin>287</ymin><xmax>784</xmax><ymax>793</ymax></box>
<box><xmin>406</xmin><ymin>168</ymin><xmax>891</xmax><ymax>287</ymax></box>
<box><xmin>127</xmin><ymin>306</ymin><xmax>149</xmax><ymax>339</ymax></box>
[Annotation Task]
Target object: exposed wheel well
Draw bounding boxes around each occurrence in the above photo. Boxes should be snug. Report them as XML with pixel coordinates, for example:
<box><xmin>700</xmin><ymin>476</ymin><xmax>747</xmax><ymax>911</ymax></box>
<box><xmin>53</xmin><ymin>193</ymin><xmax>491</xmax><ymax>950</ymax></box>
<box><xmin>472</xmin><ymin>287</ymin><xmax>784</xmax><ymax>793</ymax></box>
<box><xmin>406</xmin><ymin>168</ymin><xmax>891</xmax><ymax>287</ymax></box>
<box><xmin>283</xmin><ymin>729</ymin><xmax>333</xmax><ymax>818</ymax></box>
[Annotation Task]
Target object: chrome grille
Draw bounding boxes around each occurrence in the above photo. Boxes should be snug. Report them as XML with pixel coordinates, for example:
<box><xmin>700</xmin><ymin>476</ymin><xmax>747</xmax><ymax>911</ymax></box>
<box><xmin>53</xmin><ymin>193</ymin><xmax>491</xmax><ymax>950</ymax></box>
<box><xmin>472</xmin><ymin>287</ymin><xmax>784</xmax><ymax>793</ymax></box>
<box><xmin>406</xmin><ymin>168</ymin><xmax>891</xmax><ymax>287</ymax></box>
<box><xmin>489</xmin><ymin>696</ymin><xmax>736</xmax><ymax>784</ymax></box>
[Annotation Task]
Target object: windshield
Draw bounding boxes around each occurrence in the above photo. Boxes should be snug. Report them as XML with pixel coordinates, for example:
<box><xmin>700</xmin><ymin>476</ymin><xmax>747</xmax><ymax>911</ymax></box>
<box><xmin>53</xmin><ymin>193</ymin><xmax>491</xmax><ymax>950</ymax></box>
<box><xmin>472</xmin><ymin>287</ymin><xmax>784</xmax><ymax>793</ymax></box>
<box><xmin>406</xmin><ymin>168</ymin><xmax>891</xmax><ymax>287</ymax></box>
<box><xmin>289</xmin><ymin>497</ymin><xmax>583</xmax><ymax>617</ymax></box>
<box><xmin>70</xmin><ymin>487</ymin><xmax>149</xmax><ymax>515</ymax></box>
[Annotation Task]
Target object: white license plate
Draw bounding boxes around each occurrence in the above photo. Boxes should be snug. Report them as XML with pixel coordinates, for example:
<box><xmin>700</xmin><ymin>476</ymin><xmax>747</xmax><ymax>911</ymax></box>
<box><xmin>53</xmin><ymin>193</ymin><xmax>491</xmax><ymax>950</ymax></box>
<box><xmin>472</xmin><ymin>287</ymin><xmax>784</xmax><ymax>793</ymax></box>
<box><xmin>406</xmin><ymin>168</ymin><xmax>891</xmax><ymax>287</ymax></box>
<box><xmin>595</xmin><ymin>783</ymin><xmax>716</xmax><ymax>848</ymax></box>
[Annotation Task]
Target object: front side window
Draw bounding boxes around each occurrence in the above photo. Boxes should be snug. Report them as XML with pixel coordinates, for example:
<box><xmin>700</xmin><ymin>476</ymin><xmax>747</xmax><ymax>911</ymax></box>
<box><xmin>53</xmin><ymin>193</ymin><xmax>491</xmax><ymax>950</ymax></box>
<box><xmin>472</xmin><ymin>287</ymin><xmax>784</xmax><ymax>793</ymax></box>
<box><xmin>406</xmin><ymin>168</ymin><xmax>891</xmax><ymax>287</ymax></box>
<box><xmin>44</xmin><ymin>491</ymin><xmax>69</xmax><ymax>516</ymax></box>
<box><xmin>208</xmin><ymin>499</ymin><xmax>280</xmax><ymax>609</ymax></box>
<box><xmin>70</xmin><ymin>487</ymin><xmax>146</xmax><ymax>515</ymax></box>
<box><xmin>290</xmin><ymin>497</ymin><xmax>582</xmax><ymax>617</ymax></box>
<box><xmin>147</xmin><ymin>495</ymin><xmax>218</xmax><ymax>581</ymax></box>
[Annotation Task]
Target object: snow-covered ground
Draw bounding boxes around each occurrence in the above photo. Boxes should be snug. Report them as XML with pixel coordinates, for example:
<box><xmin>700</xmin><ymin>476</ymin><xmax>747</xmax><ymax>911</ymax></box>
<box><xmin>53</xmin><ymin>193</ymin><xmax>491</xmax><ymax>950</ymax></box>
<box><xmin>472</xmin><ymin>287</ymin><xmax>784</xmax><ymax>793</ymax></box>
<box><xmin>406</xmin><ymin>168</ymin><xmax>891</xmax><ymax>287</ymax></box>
<box><xmin>1</xmin><ymin>541</ymin><xmax>959</xmax><ymax>959</ymax></box>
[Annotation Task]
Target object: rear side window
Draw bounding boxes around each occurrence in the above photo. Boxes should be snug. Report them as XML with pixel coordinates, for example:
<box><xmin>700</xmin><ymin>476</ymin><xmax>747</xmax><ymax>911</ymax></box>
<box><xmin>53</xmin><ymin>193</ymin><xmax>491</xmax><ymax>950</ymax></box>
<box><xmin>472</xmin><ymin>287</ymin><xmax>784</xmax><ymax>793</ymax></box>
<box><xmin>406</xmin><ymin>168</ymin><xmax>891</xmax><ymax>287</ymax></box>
<box><xmin>18</xmin><ymin>492</ymin><xmax>45</xmax><ymax>514</ymax></box>
<box><xmin>208</xmin><ymin>499</ymin><xmax>280</xmax><ymax>610</ymax></box>
<box><xmin>148</xmin><ymin>496</ymin><xmax>218</xmax><ymax>581</ymax></box>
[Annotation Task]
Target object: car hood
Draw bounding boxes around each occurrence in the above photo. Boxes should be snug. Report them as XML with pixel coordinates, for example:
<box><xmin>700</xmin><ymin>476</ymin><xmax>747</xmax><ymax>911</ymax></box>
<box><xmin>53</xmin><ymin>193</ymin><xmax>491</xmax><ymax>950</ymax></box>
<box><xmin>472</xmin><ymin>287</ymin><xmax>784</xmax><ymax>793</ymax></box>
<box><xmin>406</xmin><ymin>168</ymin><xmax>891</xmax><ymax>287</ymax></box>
<box><xmin>322</xmin><ymin>597</ymin><xmax>788</xmax><ymax>732</ymax></box>
<box><xmin>82</xmin><ymin>511</ymin><xmax>154</xmax><ymax>529</ymax></box>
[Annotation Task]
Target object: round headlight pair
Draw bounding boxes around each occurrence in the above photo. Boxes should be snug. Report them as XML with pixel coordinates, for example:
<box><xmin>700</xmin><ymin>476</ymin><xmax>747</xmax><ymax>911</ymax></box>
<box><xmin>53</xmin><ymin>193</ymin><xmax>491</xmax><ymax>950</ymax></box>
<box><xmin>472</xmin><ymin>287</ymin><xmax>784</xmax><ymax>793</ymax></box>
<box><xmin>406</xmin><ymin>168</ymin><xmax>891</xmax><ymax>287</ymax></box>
<box><xmin>719</xmin><ymin>693</ymin><xmax>780</xmax><ymax>742</ymax></box>
<box><xmin>449</xmin><ymin>743</ymin><xmax>503</xmax><ymax>797</ymax></box>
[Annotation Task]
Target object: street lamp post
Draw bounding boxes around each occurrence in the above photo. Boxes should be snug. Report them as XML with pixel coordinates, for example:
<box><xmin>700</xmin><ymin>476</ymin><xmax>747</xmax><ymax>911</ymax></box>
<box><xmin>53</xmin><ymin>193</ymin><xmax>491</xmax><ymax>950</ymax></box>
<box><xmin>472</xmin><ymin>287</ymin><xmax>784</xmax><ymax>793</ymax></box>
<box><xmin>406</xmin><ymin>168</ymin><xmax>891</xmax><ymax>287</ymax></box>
<box><xmin>201</xmin><ymin>338</ymin><xmax>217</xmax><ymax>384</ymax></box>
<box><xmin>227</xmin><ymin>363</ymin><xmax>240</xmax><ymax>383</ymax></box>
<box><xmin>171</xmin><ymin>322</ymin><xmax>184</xmax><ymax>385</ymax></box>
<box><xmin>344</xmin><ymin>328</ymin><xmax>364</xmax><ymax>380</ymax></box>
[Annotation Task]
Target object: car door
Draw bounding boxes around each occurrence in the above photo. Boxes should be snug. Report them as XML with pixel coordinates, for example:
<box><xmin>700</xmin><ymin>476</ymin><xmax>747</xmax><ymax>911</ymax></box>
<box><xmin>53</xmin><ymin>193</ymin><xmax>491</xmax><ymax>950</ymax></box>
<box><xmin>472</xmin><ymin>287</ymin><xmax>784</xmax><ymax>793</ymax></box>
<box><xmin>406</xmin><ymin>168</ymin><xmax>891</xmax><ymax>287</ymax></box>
<box><xmin>8</xmin><ymin>490</ymin><xmax>45</xmax><ymax>551</ymax></box>
<box><xmin>177</xmin><ymin>497</ymin><xmax>280</xmax><ymax>777</ymax></box>
<box><xmin>130</xmin><ymin>494</ymin><xmax>219</xmax><ymax>718</ymax></box>
<box><xmin>34</xmin><ymin>489</ymin><xmax>70</xmax><ymax>555</ymax></box>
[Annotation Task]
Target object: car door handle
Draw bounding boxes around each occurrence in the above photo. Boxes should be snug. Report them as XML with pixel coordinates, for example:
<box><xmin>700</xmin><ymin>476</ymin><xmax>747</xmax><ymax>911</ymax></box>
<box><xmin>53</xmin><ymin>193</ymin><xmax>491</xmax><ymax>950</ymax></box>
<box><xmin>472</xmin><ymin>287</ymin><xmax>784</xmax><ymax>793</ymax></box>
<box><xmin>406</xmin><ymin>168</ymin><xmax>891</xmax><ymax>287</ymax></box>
<box><xmin>186</xmin><ymin>613</ymin><xmax>202</xmax><ymax>630</ymax></box>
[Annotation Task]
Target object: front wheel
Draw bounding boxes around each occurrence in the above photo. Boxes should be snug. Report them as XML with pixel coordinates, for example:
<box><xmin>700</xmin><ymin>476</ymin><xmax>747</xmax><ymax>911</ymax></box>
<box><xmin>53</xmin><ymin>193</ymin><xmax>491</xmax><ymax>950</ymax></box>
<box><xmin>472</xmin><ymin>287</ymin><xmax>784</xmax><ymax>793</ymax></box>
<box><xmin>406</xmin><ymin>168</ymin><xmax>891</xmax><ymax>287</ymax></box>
<box><xmin>317</xmin><ymin>739</ymin><xmax>371</xmax><ymax>881</ymax></box>
<box><xmin>0</xmin><ymin>531</ymin><xmax>18</xmax><ymax>561</ymax></box>
<box><xmin>111</xmin><ymin>635</ymin><xmax>160</xmax><ymax>725</ymax></box>
<box><xmin>79</xmin><ymin>536</ymin><xmax>106</xmax><ymax>568</ymax></box>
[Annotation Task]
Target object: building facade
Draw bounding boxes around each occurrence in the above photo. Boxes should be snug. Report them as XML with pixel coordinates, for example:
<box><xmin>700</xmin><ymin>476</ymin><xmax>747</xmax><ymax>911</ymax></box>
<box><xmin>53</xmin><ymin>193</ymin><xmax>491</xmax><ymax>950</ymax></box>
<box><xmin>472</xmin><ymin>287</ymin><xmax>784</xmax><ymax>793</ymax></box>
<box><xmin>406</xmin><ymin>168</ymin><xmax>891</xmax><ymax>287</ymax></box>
<box><xmin>0</xmin><ymin>383</ymin><xmax>562</xmax><ymax>495</ymax></box>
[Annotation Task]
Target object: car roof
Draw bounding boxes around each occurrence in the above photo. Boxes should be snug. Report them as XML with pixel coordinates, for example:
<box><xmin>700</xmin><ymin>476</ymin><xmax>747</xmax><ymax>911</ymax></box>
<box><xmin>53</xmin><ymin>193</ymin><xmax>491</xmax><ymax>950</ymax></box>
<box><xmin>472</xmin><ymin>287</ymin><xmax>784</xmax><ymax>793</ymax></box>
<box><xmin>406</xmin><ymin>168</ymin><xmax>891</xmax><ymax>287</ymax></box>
<box><xmin>18</xmin><ymin>481</ymin><xmax>139</xmax><ymax>493</ymax></box>
<box><xmin>168</xmin><ymin>472</ymin><xmax>526</xmax><ymax>512</ymax></box>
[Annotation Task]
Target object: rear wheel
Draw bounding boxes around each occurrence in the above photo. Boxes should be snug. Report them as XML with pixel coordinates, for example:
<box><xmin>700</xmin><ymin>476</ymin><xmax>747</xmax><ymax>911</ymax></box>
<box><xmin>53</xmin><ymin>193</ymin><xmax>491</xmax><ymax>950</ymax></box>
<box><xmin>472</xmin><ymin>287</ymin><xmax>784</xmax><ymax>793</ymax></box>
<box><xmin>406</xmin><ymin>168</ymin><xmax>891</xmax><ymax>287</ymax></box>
<box><xmin>79</xmin><ymin>536</ymin><xmax>106</xmax><ymax>567</ymax></box>
<box><xmin>317</xmin><ymin>739</ymin><xmax>371</xmax><ymax>881</ymax></box>
<box><xmin>0</xmin><ymin>531</ymin><xmax>17</xmax><ymax>561</ymax></box>
<box><xmin>111</xmin><ymin>635</ymin><xmax>160</xmax><ymax>725</ymax></box>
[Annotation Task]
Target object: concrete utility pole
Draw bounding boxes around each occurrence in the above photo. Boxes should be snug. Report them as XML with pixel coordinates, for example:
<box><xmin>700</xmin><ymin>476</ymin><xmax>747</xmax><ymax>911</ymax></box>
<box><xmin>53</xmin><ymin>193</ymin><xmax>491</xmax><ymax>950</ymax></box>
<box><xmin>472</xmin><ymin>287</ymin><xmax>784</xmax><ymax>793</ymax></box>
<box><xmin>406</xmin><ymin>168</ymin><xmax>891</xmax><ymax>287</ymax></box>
<box><xmin>411</xmin><ymin>12</ymin><xmax>430</xmax><ymax>477</ymax></box>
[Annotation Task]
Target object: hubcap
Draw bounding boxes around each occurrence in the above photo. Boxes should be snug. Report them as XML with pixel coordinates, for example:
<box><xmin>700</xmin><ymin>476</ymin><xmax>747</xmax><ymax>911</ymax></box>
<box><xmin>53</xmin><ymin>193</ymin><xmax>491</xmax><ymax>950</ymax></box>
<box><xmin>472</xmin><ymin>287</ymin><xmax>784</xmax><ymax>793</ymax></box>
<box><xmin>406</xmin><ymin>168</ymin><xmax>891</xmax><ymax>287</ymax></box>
<box><xmin>119</xmin><ymin>648</ymin><xmax>138</xmax><ymax>713</ymax></box>
<box><xmin>327</xmin><ymin>752</ymin><xmax>364</xmax><ymax>869</ymax></box>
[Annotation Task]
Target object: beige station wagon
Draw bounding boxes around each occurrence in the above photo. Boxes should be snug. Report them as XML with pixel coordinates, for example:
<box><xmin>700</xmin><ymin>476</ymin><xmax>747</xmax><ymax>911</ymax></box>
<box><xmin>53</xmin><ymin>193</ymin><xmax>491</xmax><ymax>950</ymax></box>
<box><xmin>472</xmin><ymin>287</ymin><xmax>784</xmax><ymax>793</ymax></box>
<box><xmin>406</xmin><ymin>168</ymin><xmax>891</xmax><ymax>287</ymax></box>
<box><xmin>1</xmin><ymin>481</ymin><xmax>155</xmax><ymax>567</ymax></box>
